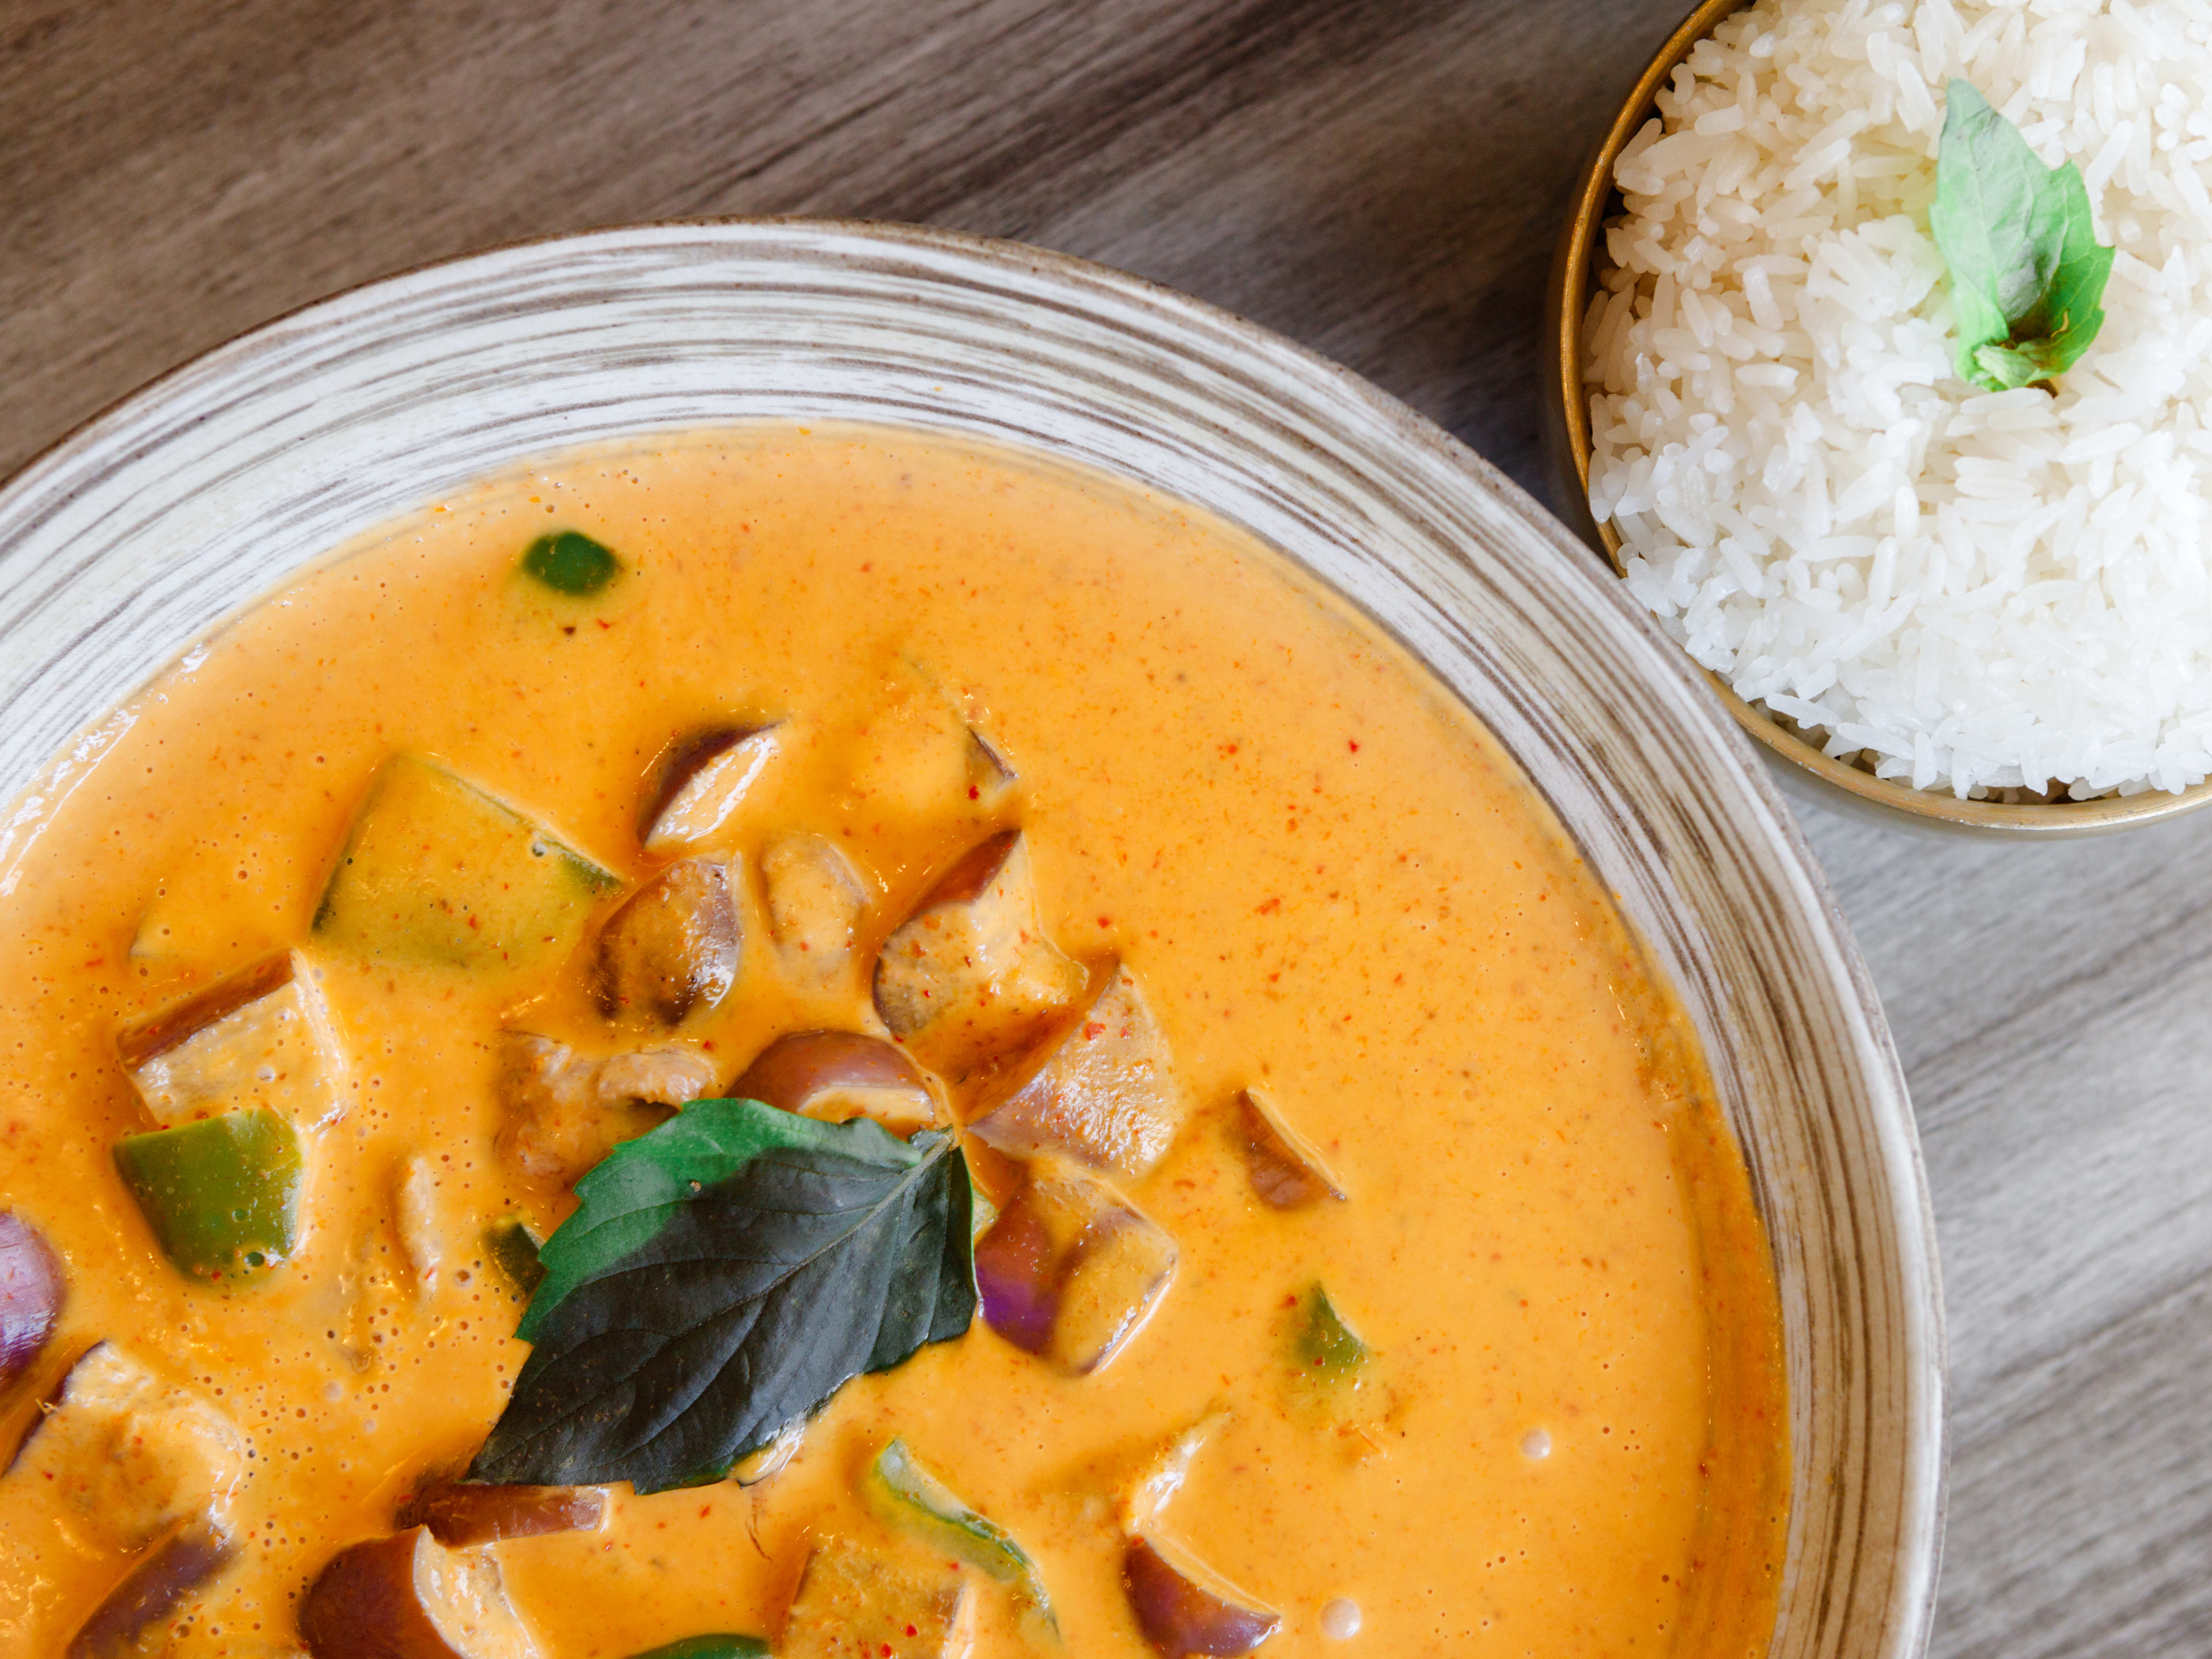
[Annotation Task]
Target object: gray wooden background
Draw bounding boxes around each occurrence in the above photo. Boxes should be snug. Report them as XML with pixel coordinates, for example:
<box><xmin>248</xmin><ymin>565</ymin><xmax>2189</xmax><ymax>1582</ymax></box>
<box><xmin>3</xmin><ymin>2</ymin><xmax>2203</xmax><ymax>1653</ymax></box>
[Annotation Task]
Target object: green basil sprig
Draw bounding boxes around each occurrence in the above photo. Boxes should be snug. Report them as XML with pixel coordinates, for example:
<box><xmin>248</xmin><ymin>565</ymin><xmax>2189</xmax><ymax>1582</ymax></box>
<box><xmin>469</xmin><ymin>1099</ymin><xmax>976</xmax><ymax>1494</ymax></box>
<box><xmin>1929</xmin><ymin>80</ymin><xmax>2114</xmax><ymax>392</ymax></box>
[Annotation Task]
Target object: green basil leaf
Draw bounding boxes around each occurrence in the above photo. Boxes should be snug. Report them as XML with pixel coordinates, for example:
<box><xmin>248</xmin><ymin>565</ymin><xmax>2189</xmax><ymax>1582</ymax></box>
<box><xmin>1929</xmin><ymin>79</ymin><xmax>2113</xmax><ymax>391</ymax></box>
<box><xmin>516</xmin><ymin>1097</ymin><xmax>851</xmax><ymax>1343</ymax></box>
<box><xmin>1973</xmin><ymin>336</ymin><xmax>2072</xmax><ymax>391</ymax></box>
<box><xmin>470</xmin><ymin>1099</ymin><xmax>976</xmax><ymax>1494</ymax></box>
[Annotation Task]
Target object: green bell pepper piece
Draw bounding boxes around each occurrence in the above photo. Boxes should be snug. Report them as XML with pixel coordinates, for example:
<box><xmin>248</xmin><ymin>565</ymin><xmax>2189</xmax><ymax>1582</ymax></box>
<box><xmin>114</xmin><ymin>1109</ymin><xmax>302</xmax><ymax>1285</ymax></box>
<box><xmin>864</xmin><ymin>1438</ymin><xmax>1054</xmax><ymax>1625</ymax></box>
<box><xmin>521</xmin><ymin>531</ymin><xmax>622</xmax><ymax>597</ymax></box>
<box><xmin>1294</xmin><ymin>1283</ymin><xmax>1369</xmax><ymax>1381</ymax></box>
<box><xmin>484</xmin><ymin>1215</ymin><xmax>546</xmax><ymax>1299</ymax></box>
<box><xmin>627</xmin><ymin>1639</ymin><xmax>770</xmax><ymax>1659</ymax></box>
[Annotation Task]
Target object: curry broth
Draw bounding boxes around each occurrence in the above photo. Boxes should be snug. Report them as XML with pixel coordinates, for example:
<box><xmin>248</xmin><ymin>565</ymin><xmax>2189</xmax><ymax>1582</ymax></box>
<box><xmin>0</xmin><ymin>426</ymin><xmax>1786</xmax><ymax>1656</ymax></box>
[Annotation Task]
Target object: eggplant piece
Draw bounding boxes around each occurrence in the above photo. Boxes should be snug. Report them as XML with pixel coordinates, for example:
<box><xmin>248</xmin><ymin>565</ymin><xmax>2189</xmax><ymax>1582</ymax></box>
<box><xmin>964</xmin><ymin>728</ymin><xmax>1018</xmax><ymax>807</ymax></box>
<box><xmin>1233</xmin><ymin>1090</ymin><xmax>1344</xmax><ymax>1210</ymax></box>
<box><xmin>399</xmin><ymin>1479</ymin><xmax>607</xmax><ymax>1546</ymax></box>
<box><xmin>1123</xmin><ymin>1412</ymin><xmax>1229</xmax><ymax>1533</ymax></box>
<box><xmin>843</xmin><ymin>677</ymin><xmax>987</xmax><ymax>819</ymax></box>
<box><xmin>595</xmin><ymin>1047</ymin><xmax>720</xmax><ymax>1107</ymax></box>
<box><xmin>114</xmin><ymin>1108</ymin><xmax>304</xmax><ymax>1285</ymax></box>
<box><xmin>0</xmin><ymin>1209</ymin><xmax>64</xmax><ymax>1391</ymax></box>
<box><xmin>590</xmin><ymin>858</ymin><xmax>740</xmax><ymax>1027</ymax></box>
<box><xmin>973</xmin><ymin>1167</ymin><xmax>1176</xmax><ymax>1376</ymax></box>
<box><xmin>628</xmin><ymin>1640</ymin><xmax>771</xmax><ymax>1659</ymax></box>
<box><xmin>872</xmin><ymin>831</ymin><xmax>1085</xmax><ymax>1081</ymax></box>
<box><xmin>129</xmin><ymin>887</ymin><xmax>248</xmax><ymax>968</ymax></box>
<box><xmin>66</xmin><ymin>1520</ymin><xmax>238</xmax><ymax>1659</ymax></box>
<box><xmin>313</xmin><ymin>755</ymin><xmax>618</xmax><ymax>972</ymax></box>
<box><xmin>118</xmin><ymin>949</ymin><xmax>347</xmax><ymax>1130</ymax></box>
<box><xmin>970</xmin><ymin>1182</ymin><xmax>1058</xmax><ymax>1356</ymax></box>
<box><xmin>733</xmin><ymin>1031</ymin><xmax>943</xmax><ymax>1134</ymax></box>
<box><xmin>863</xmin><ymin>1439</ymin><xmax>1052</xmax><ymax>1622</ymax></box>
<box><xmin>968</xmin><ymin>961</ymin><xmax>1186</xmax><ymax>1178</ymax></box>
<box><xmin>125</xmin><ymin>824</ymin><xmax>299</xmax><ymax>967</ymax></box>
<box><xmin>396</xmin><ymin>1157</ymin><xmax>446</xmax><ymax>1298</ymax></box>
<box><xmin>300</xmin><ymin>1527</ymin><xmax>541</xmax><ymax>1659</ymax></box>
<box><xmin>779</xmin><ymin>1538</ymin><xmax>972</xmax><ymax>1659</ymax></box>
<box><xmin>495</xmin><ymin>1033</ymin><xmax>714</xmax><ymax>1186</ymax></box>
<box><xmin>845</xmin><ymin>670</ymin><xmax>1016</xmax><ymax>816</ymax></box>
<box><xmin>1054</xmin><ymin>1205</ymin><xmax>1182</xmax><ymax>1376</ymax></box>
<box><xmin>759</xmin><ymin>834</ymin><xmax>869</xmax><ymax>986</ymax></box>
<box><xmin>729</xmin><ymin>1418</ymin><xmax>805</xmax><ymax>1487</ymax></box>
<box><xmin>7</xmin><ymin>1343</ymin><xmax>244</xmax><ymax>1553</ymax></box>
<box><xmin>1123</xmin><ymin>1535</ymin><xmax>1280</xmax><ymax>1657</ymax></box>
<box><xmin>641</xmin><ymin>725</ymin><xmax>780</xmax><ymax>854</ymax></box>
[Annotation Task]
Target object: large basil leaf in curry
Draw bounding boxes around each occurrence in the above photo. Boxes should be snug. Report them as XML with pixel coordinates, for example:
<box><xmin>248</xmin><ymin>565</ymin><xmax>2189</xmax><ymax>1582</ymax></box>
<box><xmin>470</xmin><ymin>1099</ymin><xmax>977</xmax><ymax>1494</ymax></box>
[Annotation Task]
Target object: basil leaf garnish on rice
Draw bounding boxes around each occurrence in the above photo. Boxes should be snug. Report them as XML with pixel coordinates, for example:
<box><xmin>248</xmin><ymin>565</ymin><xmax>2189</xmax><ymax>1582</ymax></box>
<box><xmin>469</xmin><ymin>1099</ymin><xmax>977</xmax><ymax>1494</ymax></box>
<box><xmin>1929</xmin><ymin>79</ymin><xmax>2113</xmax><ymax>392</ymax></box>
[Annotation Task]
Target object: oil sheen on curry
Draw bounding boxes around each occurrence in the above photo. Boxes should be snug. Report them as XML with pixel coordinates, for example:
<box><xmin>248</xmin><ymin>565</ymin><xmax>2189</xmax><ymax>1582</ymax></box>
<box><xmin>0</xmin><ymin>426</ymin><xmax>1787</xmax><ymax>1659</ymax></box>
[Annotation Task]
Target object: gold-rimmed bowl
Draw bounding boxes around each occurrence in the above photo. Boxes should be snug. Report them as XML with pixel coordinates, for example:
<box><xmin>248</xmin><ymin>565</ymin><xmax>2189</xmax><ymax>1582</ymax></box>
<box><xmin>1542</xmin><ymin>0</ymin><xmax>2212</xmax><ymax>838</ymax></box>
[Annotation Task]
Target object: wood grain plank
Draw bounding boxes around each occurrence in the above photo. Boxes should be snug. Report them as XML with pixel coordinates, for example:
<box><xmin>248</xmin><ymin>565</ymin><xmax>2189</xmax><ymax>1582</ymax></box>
<box><xmin>0</xmin><ymin>0</ymin><xmax>1680</xmax><ymax>497</ymax></box>
<box><xmin>1930</xmin><ymin>1264</ymin><xmax>2212</xmax><ymax>1658</ymax></box>
<box><xmin>5</xmin><ymin>0</ymin><xmax>2209</xmax><ymax>1649</ymax></box>
<box><xmin>1798</xmin><ymin>803</ymin><xmax>2212</xmax><ymax>1653</ymax></box>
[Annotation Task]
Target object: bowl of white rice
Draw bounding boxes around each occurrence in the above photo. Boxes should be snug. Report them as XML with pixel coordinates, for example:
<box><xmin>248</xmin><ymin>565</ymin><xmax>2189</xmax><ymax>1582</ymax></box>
<box><xmin>1548</xmin><ymin>0</ymin><xmax>2212</xmax><ymax>834</ymax></box>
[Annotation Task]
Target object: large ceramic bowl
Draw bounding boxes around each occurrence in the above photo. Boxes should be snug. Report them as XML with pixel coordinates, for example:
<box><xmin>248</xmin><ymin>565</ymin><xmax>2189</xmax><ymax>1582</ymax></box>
<box><xmin>0</xmin><ymin>221</ymin><xmax>1941</xmax><ymax>1659</ymax></box>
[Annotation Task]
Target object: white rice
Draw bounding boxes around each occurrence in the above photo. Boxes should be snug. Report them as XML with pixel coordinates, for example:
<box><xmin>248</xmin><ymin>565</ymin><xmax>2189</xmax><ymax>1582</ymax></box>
<box><xmin>1584</xmin><ymin>0</ymin><xmax>2212</xmax><ymax>800</ymax></box>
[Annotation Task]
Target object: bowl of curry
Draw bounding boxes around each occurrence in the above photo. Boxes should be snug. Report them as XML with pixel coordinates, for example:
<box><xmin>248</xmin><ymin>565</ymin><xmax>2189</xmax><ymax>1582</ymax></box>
<box><xmin>0</xmin><ymin>222</ymin><xmax>1940</xmax><ymax>1659</ymax></box>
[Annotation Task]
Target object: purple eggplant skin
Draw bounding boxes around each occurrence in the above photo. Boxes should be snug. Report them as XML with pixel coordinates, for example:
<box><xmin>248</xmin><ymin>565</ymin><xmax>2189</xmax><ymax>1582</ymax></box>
<box><xmin>1123</xmin><ymin>1537</ymin><xmax>1281</xmax><ymax>1658</ymax></box>
<box><xmin>0</xmin><ymin>1210</ymin><xmax>65</xmax><ymax>1391</ymax></box>
<box><xmin>972</xmin><ymin>1199</ymin><xmax>1059</xmax><ymax>1354</ymax></box>
<box><xmin>67</xmin><ymin>1522</ymin><xmax>237</xmax><ymax>1658</ymax></box>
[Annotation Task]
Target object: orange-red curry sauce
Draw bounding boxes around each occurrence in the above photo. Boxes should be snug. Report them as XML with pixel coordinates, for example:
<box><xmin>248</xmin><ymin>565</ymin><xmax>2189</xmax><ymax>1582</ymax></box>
<box><xmin>0</xmin><ymin>426</ymin><xmax>1786</xmax><ymax>1657</ymax></box>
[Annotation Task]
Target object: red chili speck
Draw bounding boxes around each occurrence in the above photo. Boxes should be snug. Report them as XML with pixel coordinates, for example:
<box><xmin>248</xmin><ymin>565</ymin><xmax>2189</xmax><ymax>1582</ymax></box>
<box><xmin>1348</xmin><ymin>738</ymin><xmax>1361</xmax><ymax>752</ymax></box>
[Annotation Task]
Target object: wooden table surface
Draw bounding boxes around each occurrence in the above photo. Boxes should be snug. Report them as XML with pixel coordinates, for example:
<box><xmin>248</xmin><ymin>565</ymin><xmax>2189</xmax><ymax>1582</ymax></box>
<box><xmin>3</xmin><ymin>2</ymin><xmax>2202</xmax><ymax>1654</ymax></box>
